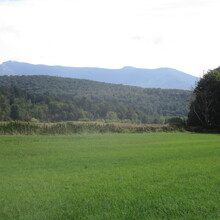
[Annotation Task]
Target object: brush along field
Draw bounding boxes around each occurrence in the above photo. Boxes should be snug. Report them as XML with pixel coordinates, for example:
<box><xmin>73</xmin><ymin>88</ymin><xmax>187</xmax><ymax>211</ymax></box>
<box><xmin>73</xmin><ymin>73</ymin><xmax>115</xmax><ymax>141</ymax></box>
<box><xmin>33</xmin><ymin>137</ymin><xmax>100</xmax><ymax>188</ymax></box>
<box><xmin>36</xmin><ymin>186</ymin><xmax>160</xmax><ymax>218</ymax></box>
<box><xmin>0</xmin><ymin>133</ymin><xmax>220</xmax><ymax>219</ymax></box>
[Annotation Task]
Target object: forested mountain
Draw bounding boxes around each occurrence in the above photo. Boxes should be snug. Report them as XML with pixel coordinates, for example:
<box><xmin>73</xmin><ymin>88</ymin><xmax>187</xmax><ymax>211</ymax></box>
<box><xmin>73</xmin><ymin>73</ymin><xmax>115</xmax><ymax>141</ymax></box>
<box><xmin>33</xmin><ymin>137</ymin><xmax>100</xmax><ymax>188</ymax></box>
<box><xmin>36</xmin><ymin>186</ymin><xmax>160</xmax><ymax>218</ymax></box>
<box><xmin>0</xmin><ymin>75</ymin><xmax>191</xmax><ymax>123</ymax></box>
<box><xmin>0</xmin><ymin>61</ymin><xmax>198</xmax><ymax>90</ymax></box>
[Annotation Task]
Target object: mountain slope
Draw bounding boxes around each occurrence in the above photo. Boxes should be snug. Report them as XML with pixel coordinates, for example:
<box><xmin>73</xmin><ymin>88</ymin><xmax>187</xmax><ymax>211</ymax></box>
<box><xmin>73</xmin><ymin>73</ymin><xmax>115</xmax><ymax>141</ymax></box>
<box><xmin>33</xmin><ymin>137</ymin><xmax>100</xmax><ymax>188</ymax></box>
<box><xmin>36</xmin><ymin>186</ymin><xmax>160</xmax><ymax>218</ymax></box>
<box><xmin>0</xmin><ymin>75</ymin><xmax>191</xmax><ymax>122</ymax></box>
<box><xmin>0</xmin><ymin>61</ymin><xmax>198</xmax><ymax>90</ymax></box>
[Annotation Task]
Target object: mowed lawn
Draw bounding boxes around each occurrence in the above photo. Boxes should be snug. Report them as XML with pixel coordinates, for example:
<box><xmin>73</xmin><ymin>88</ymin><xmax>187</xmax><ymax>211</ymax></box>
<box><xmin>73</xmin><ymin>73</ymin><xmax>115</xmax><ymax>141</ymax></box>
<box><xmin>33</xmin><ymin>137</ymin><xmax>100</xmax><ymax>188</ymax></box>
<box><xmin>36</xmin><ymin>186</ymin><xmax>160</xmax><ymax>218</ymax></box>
<box><xmin>0</xmin><ymin>133</ymin><xmax>219</xmax><ymax>220</ymax></box>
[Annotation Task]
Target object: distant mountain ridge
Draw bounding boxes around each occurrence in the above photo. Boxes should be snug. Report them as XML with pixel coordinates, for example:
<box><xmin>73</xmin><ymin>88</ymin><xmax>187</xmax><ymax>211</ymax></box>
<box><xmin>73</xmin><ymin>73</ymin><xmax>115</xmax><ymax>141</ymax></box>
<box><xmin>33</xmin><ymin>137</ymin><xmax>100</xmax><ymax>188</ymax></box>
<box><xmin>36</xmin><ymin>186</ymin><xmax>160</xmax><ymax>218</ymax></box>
<box><xmin>0</xmin><ymin>61</ymin><xmax>198</xmax><ymax>90</ymax></box>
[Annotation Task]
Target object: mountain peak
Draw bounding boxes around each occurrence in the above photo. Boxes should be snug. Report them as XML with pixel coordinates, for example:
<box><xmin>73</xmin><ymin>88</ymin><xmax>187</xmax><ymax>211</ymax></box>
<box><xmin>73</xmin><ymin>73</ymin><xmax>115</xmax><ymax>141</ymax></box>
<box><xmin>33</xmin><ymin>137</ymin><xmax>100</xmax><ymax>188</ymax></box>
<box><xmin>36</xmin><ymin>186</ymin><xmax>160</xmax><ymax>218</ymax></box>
<box><xmin>122</xmin><ymin>66</ymin><xmax>135</xmax><ymax>69</ymax></box>
<box><xmin>2</xmin><ymin>60</ymin><xmax>16</xmax><ymax>64</ymax></box>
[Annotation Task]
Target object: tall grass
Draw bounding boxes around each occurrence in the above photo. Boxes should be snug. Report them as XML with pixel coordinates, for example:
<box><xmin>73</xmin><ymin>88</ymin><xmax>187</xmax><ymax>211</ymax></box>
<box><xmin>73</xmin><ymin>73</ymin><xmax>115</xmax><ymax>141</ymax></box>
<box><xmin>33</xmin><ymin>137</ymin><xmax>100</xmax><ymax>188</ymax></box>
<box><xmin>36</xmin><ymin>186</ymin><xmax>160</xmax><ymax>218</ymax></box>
<box><xmin>0</xmin><ymin>121</ymin><xmax>179</xmax><ymax>135</ymax></box>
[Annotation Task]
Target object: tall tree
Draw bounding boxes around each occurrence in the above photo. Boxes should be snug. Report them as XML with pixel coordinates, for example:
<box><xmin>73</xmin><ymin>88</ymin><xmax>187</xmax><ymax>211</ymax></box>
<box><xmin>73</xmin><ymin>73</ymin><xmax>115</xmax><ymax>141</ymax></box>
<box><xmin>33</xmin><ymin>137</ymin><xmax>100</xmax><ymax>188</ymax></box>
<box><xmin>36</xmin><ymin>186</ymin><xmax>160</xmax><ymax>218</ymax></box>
<box><xmin>10</xmin><ymin>104</ymin><xmax>20</xmax><ymax>120</ymax></box>
<box><xmin>188</xmin><ymin>67</ymin><xmax>220</xmax><ymax>127</ymax></box>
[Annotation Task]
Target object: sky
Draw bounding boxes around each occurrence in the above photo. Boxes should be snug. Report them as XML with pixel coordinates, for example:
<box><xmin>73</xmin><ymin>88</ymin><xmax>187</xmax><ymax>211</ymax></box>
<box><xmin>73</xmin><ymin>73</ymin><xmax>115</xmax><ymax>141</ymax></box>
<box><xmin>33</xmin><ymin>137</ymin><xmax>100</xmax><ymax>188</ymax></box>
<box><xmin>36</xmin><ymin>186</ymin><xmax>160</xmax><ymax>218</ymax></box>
<box><xmin>0</xmin><ymin>0</ymin><xmax>219</xmax><ymax>76</ymax></box>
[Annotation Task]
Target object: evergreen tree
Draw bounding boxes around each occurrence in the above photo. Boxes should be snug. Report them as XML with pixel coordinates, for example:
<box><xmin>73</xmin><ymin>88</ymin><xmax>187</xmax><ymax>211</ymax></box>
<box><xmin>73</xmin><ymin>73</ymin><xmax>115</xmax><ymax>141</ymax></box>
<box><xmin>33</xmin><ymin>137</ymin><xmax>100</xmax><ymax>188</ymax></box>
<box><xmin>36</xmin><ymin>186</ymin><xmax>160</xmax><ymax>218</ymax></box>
<box><xmin>10</xmin><ymin>104</ymin><xmax>20</xmax><ymax>120</ymax></box>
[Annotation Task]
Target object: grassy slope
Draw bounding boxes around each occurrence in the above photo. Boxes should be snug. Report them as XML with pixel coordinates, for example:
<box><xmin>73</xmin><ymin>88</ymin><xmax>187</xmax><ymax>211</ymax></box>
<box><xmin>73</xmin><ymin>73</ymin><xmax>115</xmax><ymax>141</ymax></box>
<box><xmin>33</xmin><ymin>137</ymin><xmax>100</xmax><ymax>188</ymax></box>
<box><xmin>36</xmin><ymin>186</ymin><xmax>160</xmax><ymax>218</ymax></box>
<box><xmin>0</xmin><ymin>133</ymin><xmax>219</xmax><ymax>219</ymax></box>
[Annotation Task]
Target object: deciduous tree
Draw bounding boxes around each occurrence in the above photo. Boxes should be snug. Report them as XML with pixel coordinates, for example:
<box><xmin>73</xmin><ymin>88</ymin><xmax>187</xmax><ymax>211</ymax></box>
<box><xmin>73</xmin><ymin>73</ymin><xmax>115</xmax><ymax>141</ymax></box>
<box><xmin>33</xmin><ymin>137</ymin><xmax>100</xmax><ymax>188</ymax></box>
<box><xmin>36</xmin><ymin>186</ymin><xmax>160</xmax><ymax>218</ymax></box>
<box><xmin>188</xmin><ymin>67</ymin><xmax>220</xmax><ymax>127</ymax></box>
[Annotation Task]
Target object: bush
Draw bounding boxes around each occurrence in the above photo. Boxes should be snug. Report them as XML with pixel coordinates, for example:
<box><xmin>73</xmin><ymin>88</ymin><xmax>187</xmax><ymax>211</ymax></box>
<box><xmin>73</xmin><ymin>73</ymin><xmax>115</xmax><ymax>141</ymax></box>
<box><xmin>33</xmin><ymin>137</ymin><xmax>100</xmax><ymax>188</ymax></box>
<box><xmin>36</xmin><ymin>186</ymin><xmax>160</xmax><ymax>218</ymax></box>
<box><xmin>168</xmin><ymin>117</ymin><xmax>186</xmax><ymax>128</ymax></box>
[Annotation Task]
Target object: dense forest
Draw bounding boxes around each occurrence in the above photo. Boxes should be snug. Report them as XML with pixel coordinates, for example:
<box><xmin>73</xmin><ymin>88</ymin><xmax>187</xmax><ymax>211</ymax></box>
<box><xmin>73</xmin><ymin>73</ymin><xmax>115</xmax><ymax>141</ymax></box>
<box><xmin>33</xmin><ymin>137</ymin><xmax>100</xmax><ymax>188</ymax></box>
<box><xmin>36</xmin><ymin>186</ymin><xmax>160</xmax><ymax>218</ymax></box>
<box><xmin>0</xmin><ymin>75</ymin><xmax>191</xmax><ymax>123</ymax></box>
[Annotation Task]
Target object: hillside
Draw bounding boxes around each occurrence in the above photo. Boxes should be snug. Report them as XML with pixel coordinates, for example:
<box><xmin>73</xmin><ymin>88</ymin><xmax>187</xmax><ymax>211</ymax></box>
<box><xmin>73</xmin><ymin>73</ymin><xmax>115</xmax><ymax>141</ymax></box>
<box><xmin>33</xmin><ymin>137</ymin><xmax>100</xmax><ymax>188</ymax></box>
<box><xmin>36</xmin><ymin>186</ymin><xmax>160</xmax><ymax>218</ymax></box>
<box><xmin>0</xmin><ymin>61</ymin><xmax>198</xmax><ymax>90</ymax></box>
<box><xmin>0</xmin><ymin>75</ymin><xmax>191</xmax><ymax>123</ymax></box>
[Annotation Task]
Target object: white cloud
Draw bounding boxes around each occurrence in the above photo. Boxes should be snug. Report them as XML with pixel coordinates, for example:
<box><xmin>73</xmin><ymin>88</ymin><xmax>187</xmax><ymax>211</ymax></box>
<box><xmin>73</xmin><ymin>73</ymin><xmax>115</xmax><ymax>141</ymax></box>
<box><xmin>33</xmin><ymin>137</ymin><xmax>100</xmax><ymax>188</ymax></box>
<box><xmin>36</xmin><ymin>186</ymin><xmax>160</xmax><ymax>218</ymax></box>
<box><xmin>0</xmin><ymin>0</ymin><xmax>219</xmax><ymax>76</ymax></box>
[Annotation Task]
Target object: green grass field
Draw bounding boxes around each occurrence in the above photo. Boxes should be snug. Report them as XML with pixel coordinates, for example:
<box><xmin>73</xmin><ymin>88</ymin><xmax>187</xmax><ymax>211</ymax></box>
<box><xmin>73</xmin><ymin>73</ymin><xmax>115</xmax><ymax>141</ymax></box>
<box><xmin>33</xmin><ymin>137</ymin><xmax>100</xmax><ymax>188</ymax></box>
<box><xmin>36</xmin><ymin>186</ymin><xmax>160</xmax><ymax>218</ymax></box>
<box><xmin>0</xmin><ymin>133</ymin><xmax>220</xmax><ymax>219</ymax></box>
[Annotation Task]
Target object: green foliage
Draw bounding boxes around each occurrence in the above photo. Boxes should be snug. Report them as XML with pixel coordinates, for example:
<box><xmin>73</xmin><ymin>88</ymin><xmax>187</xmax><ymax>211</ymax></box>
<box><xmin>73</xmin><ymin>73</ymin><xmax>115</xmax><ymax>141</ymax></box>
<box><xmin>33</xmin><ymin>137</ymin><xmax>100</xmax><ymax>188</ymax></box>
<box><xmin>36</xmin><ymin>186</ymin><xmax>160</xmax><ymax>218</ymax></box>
<box><xmin>0</xmin><ymin>75</ymin><xmax>191</xmax><ymax>123</ymax></box>
<box><xmin>105</xmin><ymin>111</ymin><xmax>118</xmax><ymax>121</ymax></box>
<box><xmin>188</xmin><ymin>67</ymin><xmax>220</xmax><ymax>128</ymax></box>
<box><xmin>0</xmin><ymin>133</ymin><xmax>219</xmax><ymax>219</ymax></box>
<box><xmin>10</xmin><ymin>104</ymin><xmax>21</xmax><ymax>120</ymax></box>
<box><xmin>168</xmin><ymin>117</ymin><xmax>186</xmax><ymax>128</ymax></box>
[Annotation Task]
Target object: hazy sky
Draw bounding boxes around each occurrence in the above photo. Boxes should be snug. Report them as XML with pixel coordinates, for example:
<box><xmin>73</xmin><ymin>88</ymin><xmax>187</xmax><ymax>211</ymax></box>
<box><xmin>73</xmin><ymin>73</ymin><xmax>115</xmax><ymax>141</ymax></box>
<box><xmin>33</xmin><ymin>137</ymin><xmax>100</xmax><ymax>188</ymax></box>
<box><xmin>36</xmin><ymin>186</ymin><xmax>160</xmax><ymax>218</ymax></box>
<box><xmin>0</xmin><ymin>0</ymin><xmax>219</xmax><ymax>76</ymax></box>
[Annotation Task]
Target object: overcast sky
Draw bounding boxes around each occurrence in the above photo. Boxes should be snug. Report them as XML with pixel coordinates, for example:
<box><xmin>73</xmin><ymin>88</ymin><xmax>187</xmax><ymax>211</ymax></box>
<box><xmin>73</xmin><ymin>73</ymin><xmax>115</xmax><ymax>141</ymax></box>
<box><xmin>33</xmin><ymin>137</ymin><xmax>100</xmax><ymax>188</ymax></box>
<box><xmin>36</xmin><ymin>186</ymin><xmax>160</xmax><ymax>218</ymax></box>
<box><xmin>0</xmin><ymin>0</ymin><xmax>219</xmax><ymax>76</ymax></box>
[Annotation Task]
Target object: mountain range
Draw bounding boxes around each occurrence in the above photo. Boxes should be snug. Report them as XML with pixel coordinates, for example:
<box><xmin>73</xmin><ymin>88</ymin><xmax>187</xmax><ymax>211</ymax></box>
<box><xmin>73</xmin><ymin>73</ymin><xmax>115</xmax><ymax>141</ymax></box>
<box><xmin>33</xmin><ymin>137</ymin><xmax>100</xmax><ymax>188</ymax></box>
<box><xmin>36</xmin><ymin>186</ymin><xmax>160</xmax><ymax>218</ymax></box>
<box><xmin>0</xmin><ymin>61</ymin><xmax>198</xmax><ymax>90</ymax></box>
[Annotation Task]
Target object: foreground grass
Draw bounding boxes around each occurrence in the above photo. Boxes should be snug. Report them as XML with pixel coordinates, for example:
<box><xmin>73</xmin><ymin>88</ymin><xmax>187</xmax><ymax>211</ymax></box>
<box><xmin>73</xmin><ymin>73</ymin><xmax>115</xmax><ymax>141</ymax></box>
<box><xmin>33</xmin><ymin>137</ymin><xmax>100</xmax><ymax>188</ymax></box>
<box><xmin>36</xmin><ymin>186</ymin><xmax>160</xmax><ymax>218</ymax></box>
<box><xmin>0</xmin><ymin>133</ymin><xmax>219</xmax><ymax>219</ymax></box>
